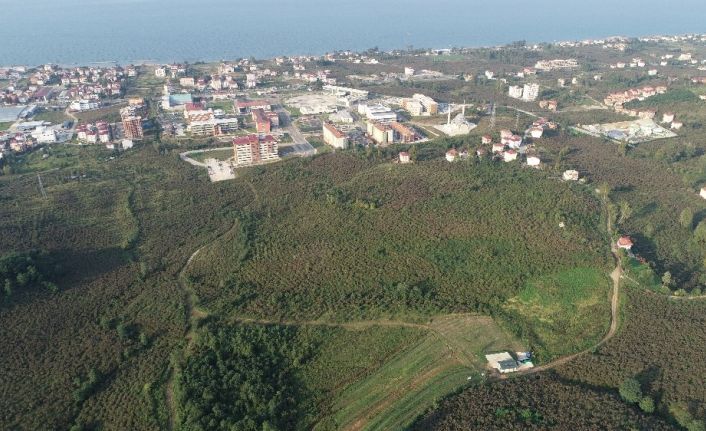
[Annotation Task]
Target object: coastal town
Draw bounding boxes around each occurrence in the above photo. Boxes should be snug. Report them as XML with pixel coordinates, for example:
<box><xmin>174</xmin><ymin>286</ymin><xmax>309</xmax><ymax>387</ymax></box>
<box><xmin>5</xmin><ymin>3</ymin><xmax>706</xmax><ymax>426</ymax></box>
<box><xmin>2</xmin><ymin>34</ymin><xmax>706</xmax><ymax>180</ymax></box>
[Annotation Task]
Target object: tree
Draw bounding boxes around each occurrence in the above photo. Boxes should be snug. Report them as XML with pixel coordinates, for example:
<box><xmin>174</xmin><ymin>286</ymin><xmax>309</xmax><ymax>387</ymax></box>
<box><xmin>662</xmin><ymin>271</ymin><xmax>673</xmax><ymax>289</ymax></box>
<box><xmin>619</xmin><ymin>378</ymin><xmax>642</xmax><ymax>403</ymax></box>
<box><xmin>618</xmin><ymin>200</ymin><xmax>632</xmax><ymax>224</ymax></box>
<box><xmin>639</xmin><ymin>396</ymin><xmax>655</xmax><ymax>413</ymax></box>
<box><xmin>680</xmin><ymin>207</ymin><xmax>695</xmax><ymax>229</ymax></box>
<box><xmin>695</xmin><ymin>220</ymin><xmax>706</xmax><ymax>246</ymax></box>
<box><xmin>410</xmin><ymin>145</ymin><xmax>418</xmax><ymax>162</ymax></box>
<box><xmin>598</xmin><ymin>183</ymin><xmax>611</xmax><ymax>203</ymax></box>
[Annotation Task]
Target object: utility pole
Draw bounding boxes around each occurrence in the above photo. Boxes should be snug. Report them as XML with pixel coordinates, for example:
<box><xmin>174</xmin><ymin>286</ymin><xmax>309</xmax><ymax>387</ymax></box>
<box><xmin>37</xmin><ymin>174</ymin><xmax>47</xmax><ymax>199</ymax></box>
<box><xmin>490</xmin><ymin>102</ymin><xmax>496</xmax><ymax>131</ymax></box>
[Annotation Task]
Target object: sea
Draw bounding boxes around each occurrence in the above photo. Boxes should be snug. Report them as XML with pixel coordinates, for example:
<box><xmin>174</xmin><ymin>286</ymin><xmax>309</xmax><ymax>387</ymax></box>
<box><xmin>1</xmin><ymin>0</ymin><xmax>706</xmax><ymax>66</ymax></box>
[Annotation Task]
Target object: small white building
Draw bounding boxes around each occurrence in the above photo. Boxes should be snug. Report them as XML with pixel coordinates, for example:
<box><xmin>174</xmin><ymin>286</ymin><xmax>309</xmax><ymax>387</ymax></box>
<box><xmin>529</xmin><ymin>127</ymin><xmax>543</xmax><ymax>139</ymax></box>
<box><xmin>399</xmin><ymin>151</ymin><xmax>411</xmax><ymax>164</ymax></box>
<box><xmin>503</xmin><ymin>149</ymin><xmax>518</xmax><ymax>162</ymax></box>
<box><xmin>671</xmin><ymin>121</ymin><xmax>683</xmax><ymax>130</ymax></box>
<box><xmin>700</xmin><ymin>187</ymin><xmax>706</xmax><ymax>200</ymax></box>
<box><xmin>446</xmin><ymin>148</ymin><xmax>458</xmax><ymax>162</ymax></box>
<box><xmin>508</xmin><ymin>85</ymin><xmax>523</xmax><ymax>99</ymax></box>
<box><xmin>122</xmin><ymin>139</ymin><xmax>134</xmax><ymax>149</ymax></box>
<box><xmin>485</xmin><ymin>352</ymin><xmax>519</xmax><ymax>374</ymax></box>
<box><xmin>662</xmin><ymin>112</ymin><xmax>675</xmax><ymax>123</ymax></box>
<box><xmin>492</xmin><ymin>143</ymin><xmax>505</xmax><ymax>153</ymax></box>
<box><xmin>563</xmin><ymin>169</ymin><xmax>579</xmax><ymax>181</ymax></box>
<box><xmin>527</xmin><ymin>155</ymin><xmax>541</xmax><ymax>167</ymax></box>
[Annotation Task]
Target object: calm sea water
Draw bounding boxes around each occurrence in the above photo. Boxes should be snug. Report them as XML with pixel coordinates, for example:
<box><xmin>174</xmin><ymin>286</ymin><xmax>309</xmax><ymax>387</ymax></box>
<box><xmin>1</xmin><ymin>0</ymin><xmax>705</xmax><ymax>66</ymax></box>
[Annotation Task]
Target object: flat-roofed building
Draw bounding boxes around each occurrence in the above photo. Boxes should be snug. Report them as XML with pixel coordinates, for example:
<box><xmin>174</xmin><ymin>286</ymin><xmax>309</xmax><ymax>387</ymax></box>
<box><xmin>189</xmin><ymin>118</ymin><xmax>239</xmax><ymax>136</ymax></box>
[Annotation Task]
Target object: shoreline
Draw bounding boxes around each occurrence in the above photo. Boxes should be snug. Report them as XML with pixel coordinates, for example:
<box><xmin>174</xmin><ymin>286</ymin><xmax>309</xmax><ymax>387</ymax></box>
<box><xmin>1</xmin><ymin>31</ymin><xmax>703</xmax><ymax>69</ymax></box>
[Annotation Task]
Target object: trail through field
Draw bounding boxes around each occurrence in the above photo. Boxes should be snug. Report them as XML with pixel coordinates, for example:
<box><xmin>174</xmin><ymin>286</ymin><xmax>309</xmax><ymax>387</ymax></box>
<box><xmin>164</xmin><ymin>222</ymin><xmax>240</xmax><ymax>430</ymax></box>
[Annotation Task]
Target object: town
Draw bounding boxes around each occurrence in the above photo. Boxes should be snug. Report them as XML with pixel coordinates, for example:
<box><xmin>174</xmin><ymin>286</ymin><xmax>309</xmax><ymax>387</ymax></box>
<box><xmin>3</xmin><ymin>32</ymin><xmax>706</xmax><ymax>185</ymax></box>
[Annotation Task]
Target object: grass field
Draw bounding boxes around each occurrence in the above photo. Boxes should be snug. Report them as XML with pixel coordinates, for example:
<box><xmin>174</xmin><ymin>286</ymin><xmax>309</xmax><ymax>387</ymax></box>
<box><xmin>33</xmin><ymin>108</ymin><xmax>71</xmax><ymax>124</ymax></box>
<box><xmin>0</xmin><ymin>121</ymin><xmax>13</xmax><ymax>130</ymax></box>
<box><xmin>502</xmin><ymin>267</ymin><xmax>612</xmax><ymax>361</ymax></box>
<box><xmin>75</xmin><ymin>104</ymin><xmax>126</xmax><ymax>124</ymax></box>
<box><xmin>188</xmin><ymin>149</ymin><xmax>233</xmax><ymax>163</ymax></box>
<box><xmin>326</xmin><ymin>315</ymin><xmax>522</xmax><ymax>431</ymax></box>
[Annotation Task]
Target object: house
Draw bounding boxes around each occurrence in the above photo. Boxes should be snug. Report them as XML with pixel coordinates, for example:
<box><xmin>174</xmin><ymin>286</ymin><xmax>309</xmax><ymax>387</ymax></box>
<box><xmin>445</xmin><ymin>148</ymin><xmax>458</xmax><ymax>162</ymax></box>
<box><xmin>527</xmin><ymin>155</ymin><xmax>541</xmax><ymax>167</ymax></box>
<box><xmin>662</xmin><ymin>112</ymin><xmax>675</xmax><ymax>123</ymax></box>
<box><xmin>529</xmin><ymin>127</ymin><xmax>544</xmax><ymax>139</ymax></box>
<box><xmin>617</xmin><ymin>236</ymin><xmax>634</xmax><ymax>250</ymax></box>
<box><xmin>671</xmin><ymin>121</ymin><xmax>683</xmax><ymax>130</ymax></box>
<box><xmin>485</xmin><ymin>352</ymin><xmax>519</xmax><ymax>374</ymax></box>
<box><xmin>507</xmin><ymin>135</ymin><xmax>523</xmax><ymax>149</ymax></box>
<box><xmin>700</xmin><ymin>187</ymin><xmax>706</xmax><ymax>200</ymax></box>
<box><xmin>481</xmin><ymin>135</ymin><xmax>492</xmax><ymax>145</ymax></box>
<box><xmin>492</xmin><ymin>143</ymin><xmax>505</xmax><ymax>153</ymax></box>
<box><xmin>503</xmin><ymin>149</ymin><xmax>518</xmax><ymax>162</ymax></box>
<box><xmin>399</xmin><ymin>151</ymin><xmax>411</xmax><ymax>164</ymax></box>
<box><xmin>563</xmin><ymin>169</ymin><xmax>579</xmax><ymax>181</ymax></box>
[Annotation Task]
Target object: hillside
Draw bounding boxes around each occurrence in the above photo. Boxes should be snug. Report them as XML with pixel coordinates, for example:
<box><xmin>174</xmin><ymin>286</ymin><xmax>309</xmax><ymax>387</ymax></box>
<box><xmin>0</xmin><ymin>146</ymin><xmax>612</xmax><ymax>430</ymax></box>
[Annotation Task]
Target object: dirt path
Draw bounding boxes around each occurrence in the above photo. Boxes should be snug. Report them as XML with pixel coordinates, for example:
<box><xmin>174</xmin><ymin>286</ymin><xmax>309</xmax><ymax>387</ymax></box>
<box><xmin>164</xmin><ymin>223</ymin><xmax>237</xmax><ymax>430</ymax></box>
<box><xmin>501</xmin><ymin>200</ymin><xmax>622</xmax><ymax>377</ymax></box>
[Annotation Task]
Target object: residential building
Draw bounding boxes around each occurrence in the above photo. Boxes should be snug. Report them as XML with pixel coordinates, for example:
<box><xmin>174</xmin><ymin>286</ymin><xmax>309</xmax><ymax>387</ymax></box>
<box><xmin>445</xmin><ymin>148</ymin><xmax>458</xmax><ymax>162</ymax></box>
<box><xmin>503</xmin><ymin>149</ymin><xmax>518</xmax><ymax>162</ymax></box>
<box><xmin>232</xmin><ymin>134</ymin><xmax>279</xmax><ymax>166</ymax></box>
<box><xmin>522</xmin><ymin>83</ymin><xmax>540</xmax><ymax>102</ymax></box>
<box><xmin>527</xmin><ymin>155</ymin><xmax>541</xmax><ymax>167</ymax></box>
<box><xmin>179</xmin><ymin>77</ymin><xmax>195</xmax><ymax>87</ymax></box>
<box><xmin>189</xmin><ymin>118</ymin><xmax>239</xmax><ymax>136</ymax></box>
<box><xmin>617</xmin><ymin>236</ymin><xmax>634</xmax><ymax>250</ymax></box>
<box><xmin>367</xmin><ymin>122</ymin><xmax>393</xmax><ymax>145</ymax></box>
<box><xmin>700</xmin><ymin>187</ymin><xmax>706</xmax><ymax>200</ymax></box>
<box><xmin>323</xmin><ymin>122</ymin><xmax>348</xmax><ymax>149</ymax></box>
<box><xmin>235</xmin><ymin>100</ymin><xmax>273</xmax><ymax>115</ymax></box>
<box><xmin>399</xmin><ymin>151</ymin><xmax>411</xmax><ymax>164</ymax></box>
<box><xmin>122</xmin><ymin>116</ymin><xmax>143</xmax><ymax>140</ymax></box>
<box><xmin>389</xmin><ymin>122</ymin><xmax>418</xmax><ymax>143</ymax></box>
<box><xmin>508</xmin><ymin>85</ymin><xmax>523</xmax><ymax>99</ymax></box>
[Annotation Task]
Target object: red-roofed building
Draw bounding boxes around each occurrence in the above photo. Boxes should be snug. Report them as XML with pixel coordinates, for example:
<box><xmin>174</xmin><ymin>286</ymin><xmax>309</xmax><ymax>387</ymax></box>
<box><xmin>617</xmin><ymin>236</ymin><xmax>633</xmax><ymax>250</ymax></box>
<box><xmin>232</xmin><ymin>134</ymin><xmax>279</xmax><ymax>166</ymax></box>
<box><xmin>235</xmin><ymin>100</ymin><xmax>273</xmax><ymax>114</ymax></box>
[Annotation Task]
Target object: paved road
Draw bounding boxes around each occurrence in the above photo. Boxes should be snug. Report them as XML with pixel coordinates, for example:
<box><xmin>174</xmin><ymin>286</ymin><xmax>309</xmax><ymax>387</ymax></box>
<box><xmin>275</xmin><ymin>106</ymin><xmax>316</xmax><ymax>157</ymax></box>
